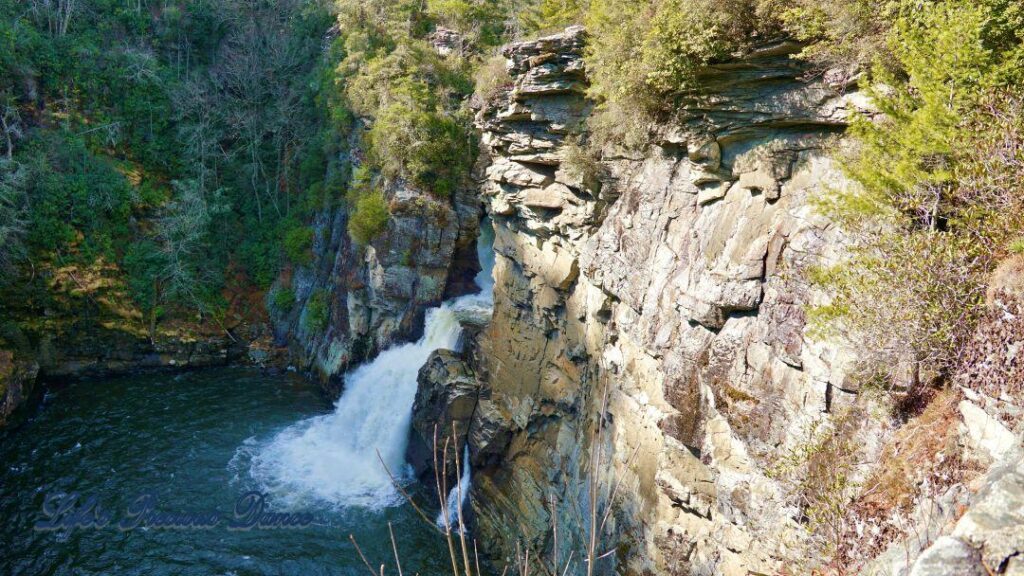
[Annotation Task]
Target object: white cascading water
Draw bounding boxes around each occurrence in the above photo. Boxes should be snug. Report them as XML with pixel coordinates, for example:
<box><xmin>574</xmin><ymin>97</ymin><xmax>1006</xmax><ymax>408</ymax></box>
<box><xmin>436</xmin><ymin>446</ymin><xmax>472</xmax><ymax>532</ymax></box>
<box><xmin>249</xmin><ymin>220</ymin><xmax>494</xmax><ymax>509</ymax></box>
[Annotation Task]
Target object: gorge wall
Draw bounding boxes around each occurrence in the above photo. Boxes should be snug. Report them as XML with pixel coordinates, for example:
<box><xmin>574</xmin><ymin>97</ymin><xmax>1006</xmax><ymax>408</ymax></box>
<box><xmin>271</xmin><ymin>127</ymin><xmax>482</xmax><ymax>391</ymax></box>
<box><xmin>0</xmin><ymin>276</ymin><xmax>261</xmax><ymax>428</ymax></box>
<box><xmin>410</xmin><ymin>26</ymin><xmax>866</xmax><ymax>575</ymax></box>
<box><xmin>425</xmin><ymin>27</ymin><xmax>1024</xmax><ymax>576</ymax></box>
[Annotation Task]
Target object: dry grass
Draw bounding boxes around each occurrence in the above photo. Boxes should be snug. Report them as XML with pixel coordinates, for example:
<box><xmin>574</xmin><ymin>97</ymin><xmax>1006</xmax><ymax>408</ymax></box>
<box><xmin>955</xmin><ymin>297</ymin><xmax>1024</xmax><ymax>426</ymax></box>
<box><xmin>475</xmin><ymin>54</ymin><xmax>513</xmax><ymax>104</ymax></box>
<box><xmin>769</xmin><ymin>388</ymin><xmax>981</xmax><ymax>575</ymax></box>
<box><xmin>818</xmin><ymin>388</ymin><xmax>981</xmax><ymax>573</ymax></box>
<box><xmin>856</xmin><ymin>389</ymin><xmax>961</xmax><ymax>519</ymax></box>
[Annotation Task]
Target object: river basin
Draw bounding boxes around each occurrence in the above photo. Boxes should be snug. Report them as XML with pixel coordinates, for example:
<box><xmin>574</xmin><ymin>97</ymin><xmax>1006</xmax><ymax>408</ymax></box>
<box><xmin>0</xmin><ymin>367</ymin><xmax>451</xmax><ymax>576</ymax></box>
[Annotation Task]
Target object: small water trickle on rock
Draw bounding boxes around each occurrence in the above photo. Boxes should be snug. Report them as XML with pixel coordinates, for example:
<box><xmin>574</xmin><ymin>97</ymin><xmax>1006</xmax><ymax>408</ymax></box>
<box><xmin>436</xmin><ymin>446</ymin><xmax>472</xmax><ymax>533</ymax></box>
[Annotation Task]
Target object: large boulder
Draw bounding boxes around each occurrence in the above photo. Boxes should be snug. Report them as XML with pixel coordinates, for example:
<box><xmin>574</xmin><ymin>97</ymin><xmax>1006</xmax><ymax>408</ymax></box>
<box><xmin>408</xmin><ymin>350</ymin><xmax>480</xmax><ymax>484</ymax></box>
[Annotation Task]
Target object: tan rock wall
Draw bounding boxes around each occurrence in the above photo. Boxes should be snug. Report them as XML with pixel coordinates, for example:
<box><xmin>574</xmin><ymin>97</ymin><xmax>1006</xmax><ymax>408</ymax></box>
<box><xmin>467</xmin><ymin>27</ymin><xmax>864</xmax><ymax>575</ymax></box>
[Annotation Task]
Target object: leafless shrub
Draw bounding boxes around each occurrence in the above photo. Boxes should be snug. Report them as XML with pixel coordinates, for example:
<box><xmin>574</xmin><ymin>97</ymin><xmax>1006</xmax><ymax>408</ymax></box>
<box><xmin>28</xmin><ymin>0</ymin><xmax>78</xmax><ymax>37</ymax></box>
<box><xmin>474</xmin><ymin>54</ymin><xmax>513</xmax><ymax>103</ymax></box>
<box><xmin>362</xmin><ymin>385</ymin><xmax>637</xmax><ymax>576</ymax></box>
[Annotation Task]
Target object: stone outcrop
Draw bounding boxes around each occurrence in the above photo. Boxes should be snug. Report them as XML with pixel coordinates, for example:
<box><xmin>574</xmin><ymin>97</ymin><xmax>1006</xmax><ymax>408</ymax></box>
<box><xmin>0</xmin><ymin>279</ymin><xmax>270</xmax><ymax>427</ymax></box>
<box><xmin>908</xmin><ymin>449</ymin><xmax>1024</xmax><ymax>576</ymax></box>
<box><xmin>0</xmin><ymin>328</ymin><xmax>252</xmax><ymax>427</ymax></box>
<box><xmin>34</xmin><ymin>326</ymin><xmax>246</xmax><ymax>377</ymax></box>
<box><xmin>0</xmin><ymin>329</ymin><xmax>252</xmax><ymax>427</ymax></box>
<box><xmin>412</xmin><ymin>27</ymin><xmax>1024</xmax><ymax>576</ymax></box>
<box><xmin>0</xmin><ymin>349</ymin><xmax>38</xmax><ymax>427</ymax></box>
<box><xmin>887</xmin><ymin>287</ymin><xmax>1024</xmax><ymax>576</ymax></box>
<box><xmin>408</xmin><ymin>349</ymin><xmax>480</xmax><ymax>483</ymax></box>
<box><xmin>272</xmin><ymin>129</ymin><xmax>482</xmax><ymax>392</ymax></box>
<box><xmin>456</xmin><ymin>26</ymin><xmax>869</xmax><ymax>575</ymax></box>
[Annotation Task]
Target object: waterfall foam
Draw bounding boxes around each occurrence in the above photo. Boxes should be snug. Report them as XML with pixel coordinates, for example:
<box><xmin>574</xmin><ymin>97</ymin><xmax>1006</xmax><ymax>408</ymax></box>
<box><xmin>249</xmin><ymin>220</ymin><xmax>494</xmax><ymax>509</ymax></box>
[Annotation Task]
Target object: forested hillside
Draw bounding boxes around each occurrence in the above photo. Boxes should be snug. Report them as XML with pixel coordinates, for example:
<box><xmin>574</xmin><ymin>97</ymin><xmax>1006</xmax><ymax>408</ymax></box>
<box><xmin>0</xmin><ymin>0</ymin><xmax>554</xmax><ymax>344</ymax></box>
<box><xmin>1</xmin><ymin>0</ymin><xmax>1023</xmax><ymax>574</ymax></box>
<box><xmin>2</xmin><ymin>0</ymin><xmax>1021</xmax><ymax>379</ymax></box>
<box><xmin>0</xmin><ymin>0</ymin><xmax>340</xmax><ymax>341</ymax></box>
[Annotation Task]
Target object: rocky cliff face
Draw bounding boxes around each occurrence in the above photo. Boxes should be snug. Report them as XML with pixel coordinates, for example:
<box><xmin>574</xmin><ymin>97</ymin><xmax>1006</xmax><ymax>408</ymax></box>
<box><xmin>273</xmin><ymin>128</ymin><xmax>482</xmax><ymax>392</ymax></box>
<box><xmin>0</xmin><ymin>350</ymin><xmax>38</xmax><ymax>428</ymax></box>
<box><xmin>0</xmin><ymin>328</ymin><xmax>250</xmax><ymax>427</ymax></box>
<box><xmin>436</xmin><ymin>27</ymin><xmax>1024</xmax><ymax>576</ymax></box>
<box><xmin>415</xmin><ymin>26</ymin><xmax>874</xmax><ymax>575</ymax></box>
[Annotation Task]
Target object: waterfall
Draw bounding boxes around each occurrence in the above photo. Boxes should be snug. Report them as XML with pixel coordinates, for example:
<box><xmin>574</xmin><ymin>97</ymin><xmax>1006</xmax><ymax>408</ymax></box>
<box><xmin>250</xmin><ymin>220</ymin><xmax>494</xmax><ymax>509</ymax></box>
<box><xmin>436</xmin><ymin>446</ymin><xmax>471</xmax><ymax>532</ymax></box>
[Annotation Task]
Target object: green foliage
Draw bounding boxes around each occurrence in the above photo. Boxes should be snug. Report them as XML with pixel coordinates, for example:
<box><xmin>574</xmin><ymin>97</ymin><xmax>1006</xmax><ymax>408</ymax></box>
<box><xmin>582</xmin><ymin>0</ymin><xmax>777</xmax><ymax>145</ymax></box>
<box><xmin>273</xmin><ymin>287</ymin><xmax>296</xmax><ymax>313</ymax></box>
<box><xmin>426</xmin><ymin>0</ymin><xmax>506</xmax><ymax>46</ymax></box>
<box><xmin>348</xmin><ymin>188</ymin><xmax>391</xmax><ymax>245</ymax></box>
<box><xmin>123</xmin><ymin>240</ymin><xmax>166</xmax><ymax>335</ymax></box>
<box><xmin>773</xmin><ymin>0</ymin><xmax>1024</xmax><ymax>80</ymax></box>
<box><xmin>770</xmin><ymin>0</ymin><xmax>898</xmax><ymax>72</ymax></box>
<box><xmin>0</xmin><ymin>0</ymin><xmax>517</xmax><ymax>330</ymax></box>
<box><xmin>809</xmin><ymin>0</ymin><xmax>1024</xmax><ymax>387</ymax></box>
<box><xmin>369</xmin><ymin>100</ymin><xmax>473</xmax><ymax>197</ymax></box>
<box><xmin>0</xmin><ymin>0</ymin><xmax>339</xmax><ymax>328</ymax></box>
<box><xmin>19</xmin><ymin>133</ymin><xmax>135</xmax><ymax>261</ymax></box>
<box><xmin>344</xmin><ymin>33</ymin><xmax>475</xmax><ymax>194</ymax></box>
<box><xmin>519</xmin><ymin>0</ymin><xmax>585</xmax><ymax>34</ymax></box>
<box><xmin>586</xmin><ymin>0</ymin><xmax>772</xmax><ymax>105</ymax></box>
<box><xmin>302</xmin><ymin>289</ymin><xmax>329</xmax><ymax>333</ymax></box>
<box><xmin>124</xmin><ymin>241</ymin><xmax>163</xmax><ymax>311</ymax></box>
<box><xmin>284</xmin><ymin>226</ymin><xmax>315</xmax><ymax>266</ymax></box>
<box><xmin>841</xmin><ymin>2</ymin><xmax>992</xmax><ymax>223</ymax></box>
<box><xmin>339</xmin><ymin>2</ymin><xmax>478</xmax><ymax>199</ymax></box>
<box><xmin>474</xmin><ymin>54</ymin><xmax>513</xmax><ymax>102</ymax></box>
<box><xmin>0</xmin><ymin>159</ymin><xmax>27</xmax><ymax>279</ymax></box>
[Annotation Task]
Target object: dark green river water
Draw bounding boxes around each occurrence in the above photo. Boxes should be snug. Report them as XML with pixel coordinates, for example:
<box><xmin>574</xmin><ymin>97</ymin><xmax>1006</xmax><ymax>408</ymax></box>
<box><xmin>0</xmin><ymin>367</ymin><xmax>450</xmax><ymax>576</ymax></box>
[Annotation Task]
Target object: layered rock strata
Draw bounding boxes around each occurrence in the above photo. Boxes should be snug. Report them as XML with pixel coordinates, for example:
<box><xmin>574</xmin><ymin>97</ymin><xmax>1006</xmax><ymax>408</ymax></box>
<box><xmin>440</xmin><ymin>26</ymin><xmax>868</xmax><ymax>575</ymax></box>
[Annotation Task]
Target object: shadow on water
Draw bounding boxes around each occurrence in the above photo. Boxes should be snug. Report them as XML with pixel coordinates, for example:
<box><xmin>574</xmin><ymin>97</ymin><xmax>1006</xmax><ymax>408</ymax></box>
<box><xmin>0</xmin><ymin>367</ymin><xmax>450</xmax><ymax>576</ymax></box>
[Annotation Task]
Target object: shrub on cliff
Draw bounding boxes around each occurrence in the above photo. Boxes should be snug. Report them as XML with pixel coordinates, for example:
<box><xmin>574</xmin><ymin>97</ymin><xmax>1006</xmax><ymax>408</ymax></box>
<box><xmin>368</xmin><ymin>95</ymin><xmax>473</xmax><ymax>198</ymax></box>
<box><xmin>426</xmin><ymin>0</ymin><xmax>506</xmax><ymax>46</ymax></box>
<box><xmin>518</xmin><ymin>0</ymin><xmax>586</xmax><ymax>34</ymax></box>
<box><xmin>283</xmin><ymin>226</ymin><xmax>315</xmax><ymax>267</ymax></box>
<box><xmin>809</xmin><ymin>0</ymin><xmax>1024</xmax><ymax>389</ymax></box>
<box><xmin>765</xmin><ymin>0</ymin><xmax>898</xmax><ymax>75</ymax></box>
<box><xmin>770</xmin><ymin>0</ymin><xmax>1024</xmax><ymax>81</ymax></box>
<box><xmin>302</xmin><ymin>290</ymin><xmax>329</xmax><ymax>334</ymax></box>
<box><xmin>348</xmin><ymin>189</ymin><xmax>391</xmax><ymax>245</ymax></box>
<box><xmin>474</xmin><ymin>54</ymin><xmax>512</xmax><ymax>103</ymax></box>
<box><xmin>582</xmin><ymin>0</ymin><xmax>780</xmax><ymax>145</ymax></box>
<box><xmin>272</xmin><ymin>287</ymin><xmax>296</xmax><ymax>314</ymax></box>
<box><xmin>340</xmin><ymin>4</ymin><xmax>476</xmax><ymax>199</ymax></box>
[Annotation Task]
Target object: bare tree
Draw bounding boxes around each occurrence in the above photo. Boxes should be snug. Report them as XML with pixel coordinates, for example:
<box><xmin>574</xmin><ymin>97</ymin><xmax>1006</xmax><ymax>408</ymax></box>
<box><xmin>204</xmin><ymin>0</ymin><xmax>311</xmax><ymax>222</ymax></box>
<box><xmin>155</xmin><ymin>179</ymin><xmax>227</xmax><ymax>313</ymax></box>
<box><xmin>0</xmin><ymin>100</ymin><xmax>22</xmax><ymax>161</ymax></box>
<box><xmin>28</xmin><ymin>0</ymin><xmax>78</xmax><ymax>37</ymax></box>
<box><xmin>0</xmin><ymin>159</ymin><xmax>28</xmax><ymax>279</ymax></box>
